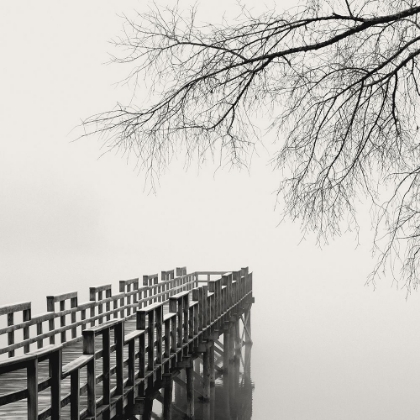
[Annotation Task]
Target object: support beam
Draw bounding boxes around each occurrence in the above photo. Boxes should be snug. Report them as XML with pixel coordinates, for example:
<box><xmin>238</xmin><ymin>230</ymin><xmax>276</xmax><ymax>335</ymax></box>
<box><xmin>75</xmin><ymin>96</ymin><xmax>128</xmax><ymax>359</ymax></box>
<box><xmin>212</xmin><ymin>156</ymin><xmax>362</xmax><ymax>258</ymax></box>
<box><xmin>186</xmin><ymin>366</ymin><xmax>194</xmax><ymax>419</ymax></box>
<box><xmin>163</xmin><ymin>376</ymin><xmax>173</xmax><ymax>420</ymax></box>
<box><xmin>202</xmin><ymin>349</ymin><xmax>211</xmax><ymax>402</ymax></box>
<box><xmin>223</xmin><ymin>329</ymin><xmax>230</xmax><ymax>373</ymax></box>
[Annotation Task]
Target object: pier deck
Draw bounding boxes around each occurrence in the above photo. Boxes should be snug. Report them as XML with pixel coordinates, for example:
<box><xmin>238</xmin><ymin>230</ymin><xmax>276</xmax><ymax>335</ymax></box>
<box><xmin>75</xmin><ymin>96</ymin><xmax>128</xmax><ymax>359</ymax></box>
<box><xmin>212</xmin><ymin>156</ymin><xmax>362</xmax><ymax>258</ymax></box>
<box><xmin>0</xmin><ymin>267</ymin><xmax>253</xmax><ymax>419</ymax></box>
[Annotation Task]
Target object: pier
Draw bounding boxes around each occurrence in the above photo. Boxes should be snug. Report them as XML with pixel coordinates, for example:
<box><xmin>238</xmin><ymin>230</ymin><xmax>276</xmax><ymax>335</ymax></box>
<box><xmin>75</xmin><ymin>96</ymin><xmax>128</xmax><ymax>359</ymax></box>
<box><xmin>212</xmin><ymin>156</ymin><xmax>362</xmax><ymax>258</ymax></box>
<box><xmin>0</xmin><ymin>267</ymin><xmax>254</xmax><ymax>419</ymax></box>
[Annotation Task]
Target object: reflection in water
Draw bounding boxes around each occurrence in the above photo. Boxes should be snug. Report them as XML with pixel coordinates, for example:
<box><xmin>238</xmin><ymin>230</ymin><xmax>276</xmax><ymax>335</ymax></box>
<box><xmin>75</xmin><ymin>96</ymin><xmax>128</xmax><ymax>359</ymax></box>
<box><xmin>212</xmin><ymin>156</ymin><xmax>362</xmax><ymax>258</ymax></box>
<box><xmin>125</xmin><ymin>318</ymin><xmax>254</xmax><ymax>420</ymax></box>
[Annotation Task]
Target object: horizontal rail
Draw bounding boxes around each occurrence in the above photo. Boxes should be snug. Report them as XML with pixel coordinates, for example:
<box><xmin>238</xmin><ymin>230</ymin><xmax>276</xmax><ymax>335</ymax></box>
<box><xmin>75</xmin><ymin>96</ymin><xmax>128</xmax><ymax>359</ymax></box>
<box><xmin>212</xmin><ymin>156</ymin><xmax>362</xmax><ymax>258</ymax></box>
<box><xmin>0</xmin><ymin>267</ymin><xmax>253</xmax><ymax>420</ymax></box>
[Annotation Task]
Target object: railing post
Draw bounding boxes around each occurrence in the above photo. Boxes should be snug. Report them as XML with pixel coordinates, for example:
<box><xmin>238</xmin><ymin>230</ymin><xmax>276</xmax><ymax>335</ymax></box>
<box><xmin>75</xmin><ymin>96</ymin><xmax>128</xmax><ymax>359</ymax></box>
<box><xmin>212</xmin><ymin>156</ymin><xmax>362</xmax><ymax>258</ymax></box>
<box><xmin>222</xmin><ymin>273</ymin><xmax>233</xmax><ymax>310</ymax></box>
<box><xmin>36</xmin><ymin>319</ymin><xmax>43</xmax><ymax>349</ymax></box>
<box><xmin>83</xmin><ymin>329</ymin><xmax>96</xmax><ymax>418</ymax></box>
<box><xmin>223</xmin><ymin>328</ymin><xmax>230</xmax><ymax>373</ymax></box>
<box><xmin>50</xmin><ymin>347</ymin><xmax>62</xmax><ymax>419</ymax></box>
<box><xmin>27</xmin><ymin>357</ymin><xmax>38</xmax><ymax>420</ymax></box>
<box><xmin>202</xmin><ymin>286</ymin><xmax>208</xmax><ymax>329</ymax></box>
<box><xmin>102</xmin><ymin>328</ymin><xmax>111</xmax><ymax>407</ymax></box>
<box><xmin>153</xmin><ymin>276</ymin><xmax>159</xmax><ymax>303</ymax></box>
<box><xmin>60</xmin><ymin>300</ymin><xmax>66</xmax><ymax>343</ymax></box>
<box><xmin>7</xmin><ymin>312</ymin><xmax>15</xmax><ymax>357</ymax></box>
<box><xmin>128</xmin><ymin>339</ymin><xmax>135</xmax><ymax>388</ymax></box>
<box><xmin>161</xmin><ymin>269</ymin><xmax>174</xmax><ymax>301</ymax></box>
<box><xmin>209</xmin><ymin>343</ymin><xmax>215</xmax><ymax>386</ymax></box>
<box><xmin>115</xmin><ymin>321</ymin><xmax>124</xmax><ymax>414</ymax></box>
<box><xmin>143</xmin><ymin>276</ymin><xmax>151</xmax><ymax>306</ymax></box>
<box><xmin>119</xmin><ymin>281</ymin><xmax>125</xmax><ymax>318</ymax></box>
<box><xmin>70</xmin><ymin>368</ymin><xmax>81</xmax><ymax>420</ymax></box>
<box><xmin>126</xmin><ymin>283</ymin><xmax>132</xmax><ymax>316</ymax></box>
<box><xmin>182</xmin><ymin>294</ymin><xmax>189</xmax><ymax>347</ymax></box>
<box><xmin>112</xmin><ymin>298</ymin><xmax>118</xmax><ymax>319</ymax></box>
<box><xmin>133</xmin><ymin>279</ymin><xmax>139</xmax><ymax>308</ymax></box>
<box><xmin>137</xmin><ymin>307</ymin><xmax>155</xmax><ymax>387</ymax></box>
<box><xmin>202</xmin><ymin>348</ymin><xmax>211</xmax><ymax>402</ymax></box>
<box><xmin>139</xmin><ymin>330</ymin><xmax>145</xmax><ymax>393</ymax></box>
<box><xmin>176</xmin><ymin>267</ymin><xmax>187</xmax><ymax>277</ymax></box>
<box><xmin>81</xmin><ymin>307</ymin><xmax>87</xmax><ymax>332</ymax></box>
<box><xmin>90</xmin><ymin>285</ymin><xmax>112</xmax><ymax>325</ymax></box>
<box><xmin>188</xmin><ymin>302</ymin><xmax>194</xmax><ymax>341</ymax></box>
<box><xmin>169</xmin><ymin>296</ymin><xmax>182</xmax><ymax>353</ymax></box>
<box><xmin>23</xmin><ymin>307</ymin><xmax>31</xmax><ymax>353</ymax></box>
<box><xmin>163</xmin><ymin>376</ymin><xmax>173</xmax><ymax>420</ymax></box>
<box><xmin>186</xmin><ymin>365</ymin><xmax>194</xmax><ymax>419</ymax></box>
<box><xmin>47</xmin><ymin>297</ymin><xmax>56</xmax><ymax>345</ymax></box>
<box><xmin>71</xmin><ymin>296</ymin><xmax>78</xmax><ymax>339</ymax></box>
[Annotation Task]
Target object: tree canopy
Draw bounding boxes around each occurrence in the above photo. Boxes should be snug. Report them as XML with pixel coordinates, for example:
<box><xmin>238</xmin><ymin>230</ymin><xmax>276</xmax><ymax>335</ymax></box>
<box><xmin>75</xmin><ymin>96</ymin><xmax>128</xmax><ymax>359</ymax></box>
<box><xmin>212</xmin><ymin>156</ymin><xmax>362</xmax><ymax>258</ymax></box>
<box><xmin>83</xmin><ymin>0</ymin><xmax>420</xmax><ymax>290</ymax></box>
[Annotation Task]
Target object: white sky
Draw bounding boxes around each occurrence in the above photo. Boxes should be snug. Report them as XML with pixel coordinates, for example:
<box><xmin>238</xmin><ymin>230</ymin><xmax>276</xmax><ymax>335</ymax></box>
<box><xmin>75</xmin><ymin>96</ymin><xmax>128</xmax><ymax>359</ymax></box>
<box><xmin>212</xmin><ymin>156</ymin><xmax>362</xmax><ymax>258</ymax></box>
<box><xmin>1</xmin><ymin>1</ymin><xmax>420</xmax><ymax>419</ymax></box>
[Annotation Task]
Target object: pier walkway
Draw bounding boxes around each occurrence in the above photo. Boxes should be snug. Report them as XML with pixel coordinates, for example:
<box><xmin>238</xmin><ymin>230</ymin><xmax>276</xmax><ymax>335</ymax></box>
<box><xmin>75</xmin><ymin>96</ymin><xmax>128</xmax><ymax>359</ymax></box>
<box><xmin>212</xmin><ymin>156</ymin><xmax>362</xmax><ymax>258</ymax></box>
<box><xmin>0</xmin><ymin>267</ymin><xmax>253</xmax><ymax>419</ymax></box>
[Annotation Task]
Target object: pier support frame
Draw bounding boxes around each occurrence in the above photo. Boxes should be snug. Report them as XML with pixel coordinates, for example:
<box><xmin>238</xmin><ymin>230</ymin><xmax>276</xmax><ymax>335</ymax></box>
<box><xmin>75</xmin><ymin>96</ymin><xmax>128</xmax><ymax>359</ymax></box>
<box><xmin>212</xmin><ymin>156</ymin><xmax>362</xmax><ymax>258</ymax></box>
<box><xmin>186</xmin><ymin>365</ymin><xmax>194</xmax><ymax>419</ymax></box>
<box><xmin>162</xmin><ymin>376</ymin><xmax>173</xmax><ymax>420</ymax></box>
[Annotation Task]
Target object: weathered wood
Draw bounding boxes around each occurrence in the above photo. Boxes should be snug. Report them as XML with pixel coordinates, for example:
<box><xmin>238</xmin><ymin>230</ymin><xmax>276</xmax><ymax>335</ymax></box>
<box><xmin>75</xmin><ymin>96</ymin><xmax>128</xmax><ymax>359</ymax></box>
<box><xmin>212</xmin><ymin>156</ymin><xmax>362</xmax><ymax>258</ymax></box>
<box><xmin>23</xmin><ymin>308</ymin><xmax>31</xmax><ymax>353</ymax></box>
<box><xmin>50</xmin><ymin>347</ymin><xmax>61</xmax><ymax>419</ymax></box>
<box><xmin>47</xmin><ymin>292</ymin><xmax>78</xmax><ymax>303</ymax></box>
<box><xmin>202</xmin><ymin>348</ymin><xmax>211</xmax><ymax>401</ymax></box>
<box><xmin>102</xmin><ymin>328</ymin><xmax>111</xmax><ymax>406</ymax></box>
<box><xmin>60</xmin><ymin>300</ymin><xmax>66</xmax><ymax>343</ymax></box>
<box><xmin>27</xmin><ymin>359</ymin><xmax>38</xmax><ymax>420</ymax></box>
<box><xmin>62</xmin><ymin>354</ymin><xmax>94</xmax><ymax>378</ymax></box>
<box><xmin>0</xmin><ymin>266</ymin><xmax>253</xmax><ymax>420</ymax></box>
<box><xmin>36</xmin><ymin>321</ymin><xmax>43</xmax><ymax>349</ymax></box>
<box><xmin>70</xmin><ymin>368</ymin><xmax>81</xmax><ymax>420</ymax></box>
<box><xmin>0</xmin><ymin>301</ymin><xmax>31</xmax><ymax>315</ymax></box>
<box><xmin>209</xmin><ymin>344</ymin><xmax>215</xmax><ymax>386</ymax></box>
<box><xmin>71</xmin><ymin>296</ymin><xmax>78</xmax><ymax>339</ymax></box>
<box><xmin>128</xmin><ymin>338</ymin><xmax>135</xmax><ymax>387</ymax></box>
<box><xmin>115</xmin><ymin>322</ymin><xmax>124</xmax><ymax>396</ymax></box>
<box><xmin>186</xmin><ymin>365</ymin><xmax>194</xmax><ymax>419</ymax></box>
<box><xmin>163</xmin><ymin>375</ymin><xmax>173</xmax><ymax>420</ymax></box>
<box><xmin>7</xmin><ymin>312</ymin><xmax>14</xmax><ymax>358</ymax></box>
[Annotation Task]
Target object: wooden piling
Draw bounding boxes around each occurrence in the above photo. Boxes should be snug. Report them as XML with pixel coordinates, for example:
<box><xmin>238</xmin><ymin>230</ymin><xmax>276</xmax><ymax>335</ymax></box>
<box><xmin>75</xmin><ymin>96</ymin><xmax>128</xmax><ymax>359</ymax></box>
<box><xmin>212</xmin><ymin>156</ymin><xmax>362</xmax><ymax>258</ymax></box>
<box><xmin>186</xmin><ymin>366</ymin><xmax>194</xmax><ymax>419</ymax></box>
<box><xmin>0</xmin><ymin>266</ymin><xmax>253</xmax><ymax>420</ymax></box>
<box><xmin>209</xmin><ymin>343</ymin><xmax>215</xmax><ymax>386</ymax></box>
<box><xmin>163</xmin><ymin>376</ymin><xmax>173</xmax><ymax>420</ymax></box>
<box><xmin>202</xmin><ymin>348</ymin><xmax>211</xmax><ymax>401</ymax></box>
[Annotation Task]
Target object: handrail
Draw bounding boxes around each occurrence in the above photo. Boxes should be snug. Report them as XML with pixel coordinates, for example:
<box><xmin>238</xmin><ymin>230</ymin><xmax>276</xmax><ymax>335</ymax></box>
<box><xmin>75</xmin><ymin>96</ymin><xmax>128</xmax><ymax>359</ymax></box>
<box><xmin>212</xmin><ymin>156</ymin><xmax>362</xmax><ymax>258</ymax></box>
<box><xmin>0</xmin><ymin>268</ymin><xmax>201</xmax><ymax>357</ymax></box>
<box><xmin>0</xmin><ymin>267</ymin><xmax>253</xmax><ymax>420</ymax></box>
<box><xmin>0</xmin><ymin>344</ymin><xmax>62</xmax><ymax>420</ymax></box>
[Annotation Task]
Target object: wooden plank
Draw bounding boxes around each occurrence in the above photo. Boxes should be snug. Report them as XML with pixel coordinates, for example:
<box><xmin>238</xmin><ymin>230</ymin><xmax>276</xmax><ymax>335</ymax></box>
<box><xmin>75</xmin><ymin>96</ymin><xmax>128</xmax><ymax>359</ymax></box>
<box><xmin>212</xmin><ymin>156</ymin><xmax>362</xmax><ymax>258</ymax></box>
<box><xmin>70</xmin><ymin>369</ymin><xmax>80</xmax><ymax>420</ymax></box>
<box><xmin>0</xmin><ymin>266</ymin><xmax>252</xmax><ymax>420</ymax></box>
<box><xmin>46</xmin><ymin>292</ymin><xmax>78</xmax><ymax>303</ymax></box>
<box><xmin>124</xmin><ymin>330</ymin><xmax>145</xmax><ymax>345</ymax></box>
<box><xmin>7</xmin><ymin>312</ymin><xmax>14</xmax><ymax>358</ymax></box>
<box><xmin>0</xmin><ymin>302</ymin><xmax>31</xmax><ymax>315</ymax></box>
<box><xmin>115</xmin><ymin>322</ymin><xmax>124</xmax><ymax>395</ymax></box>
<box><xmin>163</xmin><ymin>312</ymin><xmax>177</xmax><ymax>322</ymax></box>
<box><xmin>85</xmin><ymin>319</ymin><xmax>122</xmax><ymax>335</ymax></box>
<box><xmin>89</xmin><ymin>284</ymin><xmax>112</xmax><ymax>295</ymax></box>
<box><xmin>27</xmin><ymin>359</ymin><xmax>38</xmax><ymax>420</ymax></box>
<box><xmin>50</xmin><ymin>348</ymin><xmax>61</xmax><ymax>419</ymax></box>
<box><xmin>62</xmin><ymin>355</ymin><xmax>94</xmax><ymax>378</ymax></box>
<box><xmin>119</xmin><ymin>278</ymin><xmax>139</xmax><ymax>289</ymax></box>
<box><xmin>102</xmin><ymin>329</ymin><xmax>111</xmax><ymax>406</ymax></box>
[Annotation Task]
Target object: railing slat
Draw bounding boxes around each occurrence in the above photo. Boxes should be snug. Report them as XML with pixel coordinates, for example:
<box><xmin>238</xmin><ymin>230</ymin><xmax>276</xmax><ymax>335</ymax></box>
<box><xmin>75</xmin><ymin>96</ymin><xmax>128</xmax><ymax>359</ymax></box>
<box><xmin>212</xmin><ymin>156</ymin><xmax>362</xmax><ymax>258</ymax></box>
<box><xmin>0</xmin><ymin>267</ymin><xmax>252</xmax><ymax>420</ymax></box>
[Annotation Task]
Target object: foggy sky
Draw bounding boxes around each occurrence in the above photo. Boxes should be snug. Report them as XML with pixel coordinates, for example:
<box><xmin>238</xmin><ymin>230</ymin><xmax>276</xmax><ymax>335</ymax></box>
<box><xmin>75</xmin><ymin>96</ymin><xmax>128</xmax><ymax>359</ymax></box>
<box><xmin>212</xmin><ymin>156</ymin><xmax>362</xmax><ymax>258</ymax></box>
<box><xmin>1</xmin><ymin>2</ymin><xmax>420</xmax><ymax>419</ymax></box>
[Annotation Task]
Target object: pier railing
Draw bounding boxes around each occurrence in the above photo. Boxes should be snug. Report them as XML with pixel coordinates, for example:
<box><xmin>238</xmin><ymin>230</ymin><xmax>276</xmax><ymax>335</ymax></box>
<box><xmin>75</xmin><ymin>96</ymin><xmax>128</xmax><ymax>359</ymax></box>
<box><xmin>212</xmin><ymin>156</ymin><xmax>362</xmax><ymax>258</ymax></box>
<box><xmin>0</xmin><ymin>268</ymin><xmax>204</xmax><ymax>357</ymax></box>
<box><xmin>0</xmin><ymin>267</ymin><xmax>253</xmax><ymax>419</ymax></box>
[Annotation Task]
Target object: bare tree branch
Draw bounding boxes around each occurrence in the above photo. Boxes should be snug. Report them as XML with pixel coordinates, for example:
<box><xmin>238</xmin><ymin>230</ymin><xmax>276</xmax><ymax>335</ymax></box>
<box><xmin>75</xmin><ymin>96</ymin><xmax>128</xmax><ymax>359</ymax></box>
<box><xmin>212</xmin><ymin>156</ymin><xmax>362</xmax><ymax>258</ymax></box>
<box><xmin>82</xmin><ymin>0</ymin><xmax>420</xmax><ymax>291</ymax></box>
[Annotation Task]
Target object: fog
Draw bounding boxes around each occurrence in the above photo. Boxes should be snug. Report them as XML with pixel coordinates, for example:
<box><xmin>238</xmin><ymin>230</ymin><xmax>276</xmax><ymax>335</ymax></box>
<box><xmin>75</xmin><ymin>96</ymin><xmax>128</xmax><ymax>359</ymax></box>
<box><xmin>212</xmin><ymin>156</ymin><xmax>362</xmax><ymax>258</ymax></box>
<box><xmin>1</xmin><ymin>2</ymin><xmax>420</xmax><ymax>419</ymax></box>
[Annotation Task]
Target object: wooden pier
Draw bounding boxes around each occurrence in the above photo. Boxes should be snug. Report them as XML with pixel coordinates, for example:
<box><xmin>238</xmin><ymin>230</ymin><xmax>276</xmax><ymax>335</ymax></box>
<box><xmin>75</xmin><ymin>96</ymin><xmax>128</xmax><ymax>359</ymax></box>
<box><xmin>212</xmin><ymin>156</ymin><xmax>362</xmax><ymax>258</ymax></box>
<box><xmin>0</xmin><ymin>267</ymin><xmax>253</xmax><ymax>419</ymax></box>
